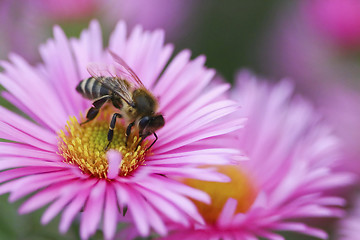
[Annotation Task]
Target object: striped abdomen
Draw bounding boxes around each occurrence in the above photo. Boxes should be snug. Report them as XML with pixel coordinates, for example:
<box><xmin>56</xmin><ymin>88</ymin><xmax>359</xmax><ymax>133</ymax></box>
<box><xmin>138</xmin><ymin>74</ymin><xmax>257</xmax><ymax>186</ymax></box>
<box><xmin>76</xmin><ymin>77</ymin><xmax>112</xmax><ymax>100</ymax></box>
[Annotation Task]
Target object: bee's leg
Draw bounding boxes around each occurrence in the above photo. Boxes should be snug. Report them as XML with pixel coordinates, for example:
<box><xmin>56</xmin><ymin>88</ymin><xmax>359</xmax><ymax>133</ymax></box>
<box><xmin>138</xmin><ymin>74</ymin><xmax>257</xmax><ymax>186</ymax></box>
<box><xmin>81</xmin><ymin>95</ymin><xmax>110</xmax><ymax>125</ymax></box>
<box><xmin>136</xmin><ymin>134</ymin><xmax>146</xmax><ymax>150</ymax></box>
<box><xmin>146</xmin><ymin>133</ymin><xmax>158</xmax><ymax>151</ymax></box>
<box><xmin>125</xmin><ymin>122</ymin><xmax>135</xmax><ymax>147</ymax></box>
<box><xmin>105</xmin><ymin>113</ymin><xmax>122</xmax><ymax>150</ymax></box>
<box><xmin>136</xmin><ymin>132</ymin><xmax>154</xmax><ymax>151</ymax></box>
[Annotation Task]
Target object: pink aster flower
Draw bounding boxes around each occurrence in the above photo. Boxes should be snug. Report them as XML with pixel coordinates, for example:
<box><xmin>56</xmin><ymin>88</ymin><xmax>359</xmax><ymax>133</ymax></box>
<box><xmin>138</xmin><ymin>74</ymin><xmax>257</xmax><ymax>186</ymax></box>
<box><xmin>336</xmin><ymin>193</ymin><xmax>360</xmax><ymax>240</ymax></box>
<box><xmin>0</xmin><ymin>20</ymin><xmax>244</xmax><ymax>240</ymax></box>
<box><xmin>160</xmin><ymin>71</ymin><xmax>355</xmax><ymax>240</ymax></box>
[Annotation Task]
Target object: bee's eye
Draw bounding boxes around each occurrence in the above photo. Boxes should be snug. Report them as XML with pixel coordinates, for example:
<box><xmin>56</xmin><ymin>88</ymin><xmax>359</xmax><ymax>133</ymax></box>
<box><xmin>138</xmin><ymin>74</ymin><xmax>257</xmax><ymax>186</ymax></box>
<box><xmin>139</xmin><ymin>116</ymin><xmax>150</xmax><ymax>129</ymax></box>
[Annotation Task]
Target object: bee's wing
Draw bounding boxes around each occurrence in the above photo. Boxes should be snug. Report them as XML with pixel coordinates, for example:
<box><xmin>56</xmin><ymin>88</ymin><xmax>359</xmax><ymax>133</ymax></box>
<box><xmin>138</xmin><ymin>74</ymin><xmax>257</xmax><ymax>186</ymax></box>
<box><xmin>101</xmin><ymin>77</ymin><xmax>133</xmax><ymax>105</ymax></box>
<box><xmin>87</xmin><ymin>62</ymin><xmax>134</xmax><ymax>105</ymax></box>
<box><xmin>87</xmin><ymin>62</ymin><xmax>117</xmax><ymax>78</ymax></box>
<box><xmin>109</xmin><ymin>50</ymin><xmax>146</xmax><ymax>88</ymax></box>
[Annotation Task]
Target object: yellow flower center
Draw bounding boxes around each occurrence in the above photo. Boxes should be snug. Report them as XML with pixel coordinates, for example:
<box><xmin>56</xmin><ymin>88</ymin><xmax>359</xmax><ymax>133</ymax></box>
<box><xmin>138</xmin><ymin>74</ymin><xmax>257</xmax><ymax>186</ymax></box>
<box><xmin>184</xmin><ymin>165</ymin><xmax>258</xmax><ymax>225</ymax></box>
<box><xmin>58</xmin><ymin>107</ymin><xmax>147</xmax><ymax>179</ymax></box>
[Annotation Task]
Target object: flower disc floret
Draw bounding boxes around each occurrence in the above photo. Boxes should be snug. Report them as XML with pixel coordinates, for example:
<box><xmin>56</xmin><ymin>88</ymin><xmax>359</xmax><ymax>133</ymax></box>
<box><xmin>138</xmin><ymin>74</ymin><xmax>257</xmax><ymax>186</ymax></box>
<box><xmin>59</xmin><ymin>109</ymin><xmax>147</xmax><ymax>178</ymax></box>
<box><xmin>184</xmin><ymin>165</ymin><xmax>258</xmax><ymax>225</ymax></box>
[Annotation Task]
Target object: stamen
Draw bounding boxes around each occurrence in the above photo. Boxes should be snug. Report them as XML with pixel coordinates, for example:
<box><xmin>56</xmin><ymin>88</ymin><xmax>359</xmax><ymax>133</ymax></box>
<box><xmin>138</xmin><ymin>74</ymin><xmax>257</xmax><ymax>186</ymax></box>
<box><xmin>58</xmin><ymin>109</ymin><xmax>148</xmax><ymax>179</ymax></box>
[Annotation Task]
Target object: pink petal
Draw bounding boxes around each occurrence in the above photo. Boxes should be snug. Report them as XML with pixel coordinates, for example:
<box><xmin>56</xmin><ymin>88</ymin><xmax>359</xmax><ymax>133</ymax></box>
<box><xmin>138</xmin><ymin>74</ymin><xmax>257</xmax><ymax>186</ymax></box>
<box><xmin>106</xmin><ymin>150</ymin><xmax>121</xmax><ymax>179</ymax></box>
<box><xmin>108</xmin><ymin>21</ymin><xmax>127</xmax><ymax>59</ymax></box>
<box><xmin>148</xmin><ymin>154</ymin><xmax>237</xmax><ymax>166</ymax></box>
<box><xmin>156</xmin><ymin>119</ymin><xmax>244</xmax><ymax>153</ymax></box>
<box><xmin>0</xmin><ymin>158</ymin><xmax>66</xmax><ymax>171</ymax></box>
<box><xmin>40</xmin><ymin>25</ymin><xmax>81</xmax><ymax>115</ymax></box>
<box><xmin>132</xmin><ymin>185</ymin><xmax>186</xmax><ymax>225</ymax></box>
<box><xmin>19</xmin><ymin>182</ymin><xmax>68</xmax><ymax>214</ymax></box>
<box><xmin>0</xmin><ymin>167</ymin><xmax>62</xmax><ymax>184</ymax></box>
<box><xmin>113</xmin><ymin>183</ymin><xmax>129</xmax><ymax>210</ymax></box>
<box><xmin>103</xmin><ymin>184</ymin><xmax>118</xmax><ymax>240</ymax></box>
<box><xmin>1</xmin><ymin>92</ymin><xmax>48</xmax><ymax>128</ymax></box>
<box><xmin>0</xmin><ymin>56</ymin><xmax>68</xmax><ymax>130</ymax></box>
<box><xmin>139</xmin><ymin>181</ymin><xmax>204</xmax><ymax>224</ymax></box>
<box><xmin>0</xmin><ymin>142</ymin><xmax>60</xmax><ymax>161</ymax></box>
<box><xmin>143</xmin><ymin>201</ymin><xmax>167</xmax><ymax>236</ymax></box>
<box><xmin>126</xmin><ymin>188</ymin><xmax>150</xmax><ymax>236</ymax></box>
<box><xmin>59</xmin><ymin>179</ymin><xmax>97</xmax><ymax>233</ymax></box>
<box><xmin>80</xmin><ymin>180</ymin><xmax>106</xmax><ymax>240</ymax></box>
<box><xmin>144</xmin><ymin>166</ymin><xmax>231</xmax><ymax>182</ymax></box>
<box><xmin>41</xmin><ymin>181</ymin><xmax>90</xmax><ymax>225</ymax></box>
<box><xmin>158</xmin><ymin>55</ymin><xmax>208</xmax><ymax>111</ymax></box>
<box><xmin>153</xmin><ymin>49</ymin><xmax>191</xmax><ymax>95</ymax></box>
<box><xmin>217</xmin><ymin>198</ymin><xmax>237</xmax><ymax>228</ymax></box>
<box><xmin>272</xmin><ymin>222</ymin><xmax>328</xmax><ymax>239</ymax></box>
<box><xmin>147</xmin><ymin>146</ymin><xmax>241</xmax><ymax>160</ymax></box>
<box><xmin>163</xmin><ymin>70</ymin><xmax>215</xmax><ymax>118</ymax></box>
<box><xmin>8</xmin><ymin>170</ymin><xmax>76</xmax><ymax>201</ymax></box>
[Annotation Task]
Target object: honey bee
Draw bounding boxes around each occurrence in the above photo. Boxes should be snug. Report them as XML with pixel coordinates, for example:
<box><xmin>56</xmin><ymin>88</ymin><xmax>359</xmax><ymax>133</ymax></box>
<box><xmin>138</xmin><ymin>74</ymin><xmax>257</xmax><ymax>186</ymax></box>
<box><xmin>76</xmin><ymin>51</ymin><xmax>165</xmax><ymax>150</ymax></box>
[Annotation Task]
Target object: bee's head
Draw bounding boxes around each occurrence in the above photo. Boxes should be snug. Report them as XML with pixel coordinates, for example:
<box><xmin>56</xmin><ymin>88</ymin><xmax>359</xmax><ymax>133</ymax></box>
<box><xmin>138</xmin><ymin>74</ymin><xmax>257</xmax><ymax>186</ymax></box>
<box><xmin>138</xmin><ymin>114</ymin><xmax>165</xmax><ymax>136</ymax></box>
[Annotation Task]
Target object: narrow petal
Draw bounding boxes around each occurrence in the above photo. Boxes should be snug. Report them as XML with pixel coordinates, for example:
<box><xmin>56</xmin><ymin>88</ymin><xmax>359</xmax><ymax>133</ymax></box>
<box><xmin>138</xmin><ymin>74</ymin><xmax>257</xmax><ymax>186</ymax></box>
<box><xmin>19</xmin><ymin>181</ymin><xmax>72</xmax><ymax>214</ymax></box>
<box><xmin>0</xmin><ymin>142</ymin><xmax>60</xmax><ymax>161</ymax></box>
<box><xmin>59</xmin><ymin>180</ymin><xmax>97</xmax><ymax>233</ymax></box>
<box><xmin>8</xmin><ymin>170</ymin><xmax>76</xmax><ymax>201</ymax></box>
<box><xmin>127</xmin><ymin>188</ymin><xmax>150</xmax><ymax>236</ymax></box>
<box><xmin>217</xmin><ymin>198</ymin><xmax>237</xmax><ymax>228</ymax></box>
<box><xmin>103</xmin><ymin>184</ymin><xmax>118</xmax><ymax>240</ymax></box>
<box><xmin>41</xmin><ymin>181</ymin><xmax>91</xmax><ymax>225</ymax></box>
<box><xmin>80</xmin><ymin>180</ymin><xmax>106</xmax><ymax>240</ymax></box>
<box><xmin>107</xmin><ymin>150</ymin><xmax>121</xmax><ymax>179</ymax></box>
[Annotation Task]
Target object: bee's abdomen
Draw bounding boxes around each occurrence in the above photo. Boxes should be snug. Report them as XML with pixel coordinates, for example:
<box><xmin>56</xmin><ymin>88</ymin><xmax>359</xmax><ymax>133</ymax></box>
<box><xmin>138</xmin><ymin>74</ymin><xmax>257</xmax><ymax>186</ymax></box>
<box><xmin>76</xmin><ymin>77</ymin><xmax>111</xmax><ymax>99</ymax></box>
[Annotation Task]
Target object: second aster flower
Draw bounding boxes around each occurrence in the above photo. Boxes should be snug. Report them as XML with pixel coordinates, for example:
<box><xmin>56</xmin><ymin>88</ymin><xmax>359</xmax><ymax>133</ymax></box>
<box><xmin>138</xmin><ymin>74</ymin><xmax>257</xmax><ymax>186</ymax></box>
<box><xmin>162</xmin><ymin>71</ymin><xmax>355</xmax><ymax>240</ymax></box>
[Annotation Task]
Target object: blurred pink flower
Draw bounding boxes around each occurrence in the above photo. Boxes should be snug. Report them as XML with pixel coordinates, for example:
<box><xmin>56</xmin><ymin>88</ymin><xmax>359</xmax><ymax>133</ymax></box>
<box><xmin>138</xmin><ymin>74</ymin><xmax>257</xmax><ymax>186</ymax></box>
<box><xmin>106</xmin><ymin>0</ymin><xmax>193</xmax><ymax>41</ymax></box>
<box><xmin>264</xmin><ymin>1</ymin><xmax>360</xmax><ymax>175</ymax></box>
<box><xmin>0</xmin><ymin>0</ymin><xmax>193</xmax><ymax>62</ymax></box>
<box><xmin>0</xmin><ymin>20</ymin><xmax>244</xmax><ymax>239</ymax></box>
<box><xmin>34</xmin><ymin>0</ymin><xmax>192</xmax><ymax>36</ymax></box>
<box><xmin>34</xmin><ymin>0</ymin><xmax>99</xmax><ymax>20</ymax></box>
<box><xmin>0</xmin><ymin>0</ymin><xmax>43</xmax><ymax>61</ymax></box>
<box><xmin>0</xmin><ymin>0</ymin><xmax>100</xmax><ymax>61</ymax></box>
<box><xmin>160</xmin><ymin>71</ymin><xmax>355</xmax><ymax>240</ymax></box>
<box><xmin>336</xmin><ymin>193</ymin><xmax>360</xmax><ymax>240</ymax></box>
<box><xmin>303</xmin><ymin>0</ymin><xmax>360</xmax><ymax>48</ymax></box>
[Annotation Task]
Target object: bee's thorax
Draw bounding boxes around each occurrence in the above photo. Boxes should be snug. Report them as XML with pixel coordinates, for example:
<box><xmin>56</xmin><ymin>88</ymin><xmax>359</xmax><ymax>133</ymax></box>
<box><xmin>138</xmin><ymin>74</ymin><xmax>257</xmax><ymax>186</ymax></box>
<box><xmin>132</xmin><ymin>88</ymin><xmax>157</xmax><ymax>116</ymax></box>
